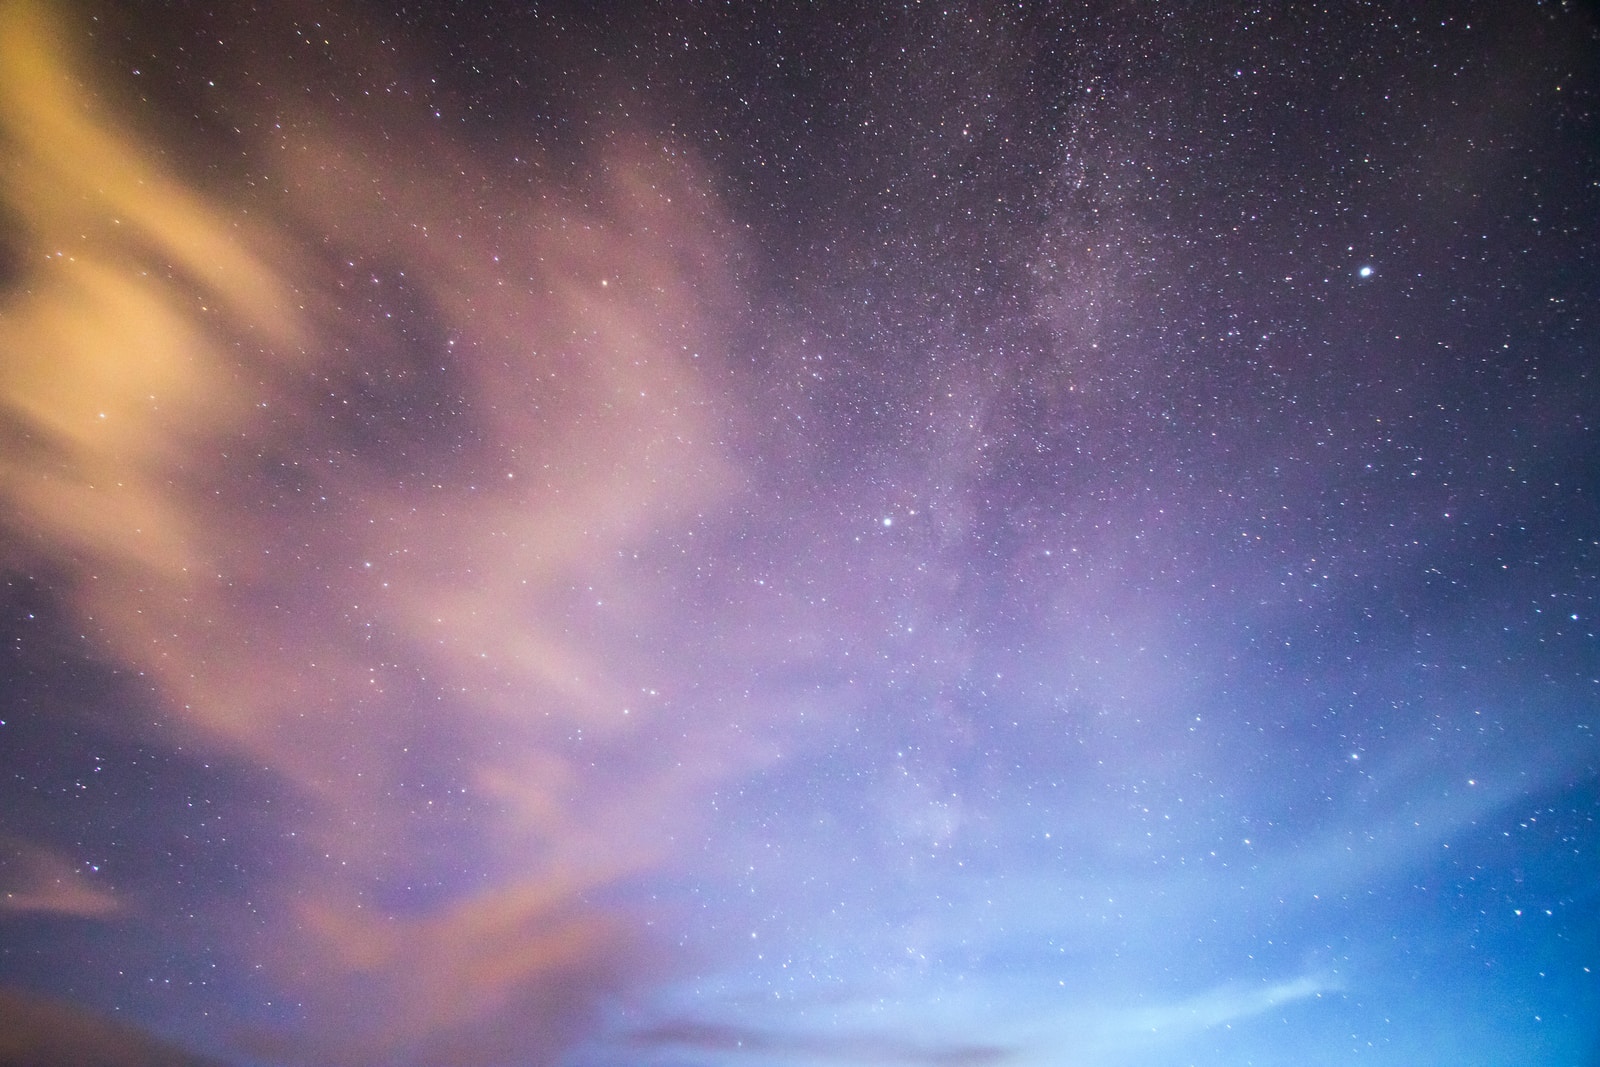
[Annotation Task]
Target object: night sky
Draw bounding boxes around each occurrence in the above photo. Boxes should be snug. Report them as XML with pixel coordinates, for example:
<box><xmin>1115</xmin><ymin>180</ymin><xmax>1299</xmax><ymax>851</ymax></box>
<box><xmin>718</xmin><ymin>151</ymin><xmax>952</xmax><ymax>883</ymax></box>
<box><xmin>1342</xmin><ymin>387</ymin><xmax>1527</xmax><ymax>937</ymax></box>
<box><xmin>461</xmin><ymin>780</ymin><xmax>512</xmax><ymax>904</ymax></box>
<box><xmin>2</xmin><ymin>1</ymin><xmax>1599</xmax><ymax>1065</ymax></box>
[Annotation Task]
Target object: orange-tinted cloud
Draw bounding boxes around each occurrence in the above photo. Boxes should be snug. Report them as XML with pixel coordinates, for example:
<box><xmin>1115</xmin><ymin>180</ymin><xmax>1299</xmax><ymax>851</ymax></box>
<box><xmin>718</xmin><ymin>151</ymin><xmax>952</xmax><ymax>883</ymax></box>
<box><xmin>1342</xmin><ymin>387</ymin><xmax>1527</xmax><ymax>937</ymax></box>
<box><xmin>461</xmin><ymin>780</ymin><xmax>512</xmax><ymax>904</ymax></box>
<box><xmin>0</xmin><ymin>987</ymin><xmax>229</xmax><ymax>1067</ymax></box>
<box><xmin>0</xmin><ymin>839</ymin><xmax>119</xmax><ymax>919</ymax></box>
<box><xmin>256</xmin><ymin>877</ymin><xmax>647</xmax><ymax>1066</ymax></box>
<box><xmin>0</xmin><ymin>1</ymin><xmax>750</xmax><ymax>1060</ymax></box>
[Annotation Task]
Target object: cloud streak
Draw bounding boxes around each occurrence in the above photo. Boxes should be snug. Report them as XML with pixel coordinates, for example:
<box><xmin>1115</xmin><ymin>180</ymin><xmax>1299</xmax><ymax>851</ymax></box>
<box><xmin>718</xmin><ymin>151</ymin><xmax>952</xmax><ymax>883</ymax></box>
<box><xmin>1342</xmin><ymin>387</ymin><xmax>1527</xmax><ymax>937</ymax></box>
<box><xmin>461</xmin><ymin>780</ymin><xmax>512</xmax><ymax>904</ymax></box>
<box><xmin>631</xmin><ymin>1019</ymin><xmax>1015</xmax><ymax>1067</ymax></box>
<box><xmin>0</xmin><ymin>839</ymin><xmax>119</xmax><ymax>919</ymax></box>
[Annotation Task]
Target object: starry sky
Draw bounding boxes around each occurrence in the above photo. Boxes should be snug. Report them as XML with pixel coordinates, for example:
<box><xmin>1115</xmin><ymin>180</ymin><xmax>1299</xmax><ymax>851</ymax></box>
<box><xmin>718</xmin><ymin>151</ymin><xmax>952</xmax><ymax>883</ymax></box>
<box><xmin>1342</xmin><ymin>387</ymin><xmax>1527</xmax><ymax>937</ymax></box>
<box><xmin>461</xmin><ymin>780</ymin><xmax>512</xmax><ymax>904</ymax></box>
<box><xmin>1</xmin><ymin>2</ymin><xmax>1598</xmax><ymax>1065</ymax></box>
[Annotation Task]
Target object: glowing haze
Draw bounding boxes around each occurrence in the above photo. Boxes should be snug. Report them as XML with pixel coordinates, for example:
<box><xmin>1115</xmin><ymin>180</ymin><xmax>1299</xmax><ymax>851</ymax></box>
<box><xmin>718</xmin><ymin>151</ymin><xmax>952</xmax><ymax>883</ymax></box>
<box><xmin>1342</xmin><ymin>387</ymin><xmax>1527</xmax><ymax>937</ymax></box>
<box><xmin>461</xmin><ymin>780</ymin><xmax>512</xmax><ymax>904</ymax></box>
<box><xmin>1</xmin><ymin>3</ymin><xmax>1597</xmax><ymax>1066</ymax></box>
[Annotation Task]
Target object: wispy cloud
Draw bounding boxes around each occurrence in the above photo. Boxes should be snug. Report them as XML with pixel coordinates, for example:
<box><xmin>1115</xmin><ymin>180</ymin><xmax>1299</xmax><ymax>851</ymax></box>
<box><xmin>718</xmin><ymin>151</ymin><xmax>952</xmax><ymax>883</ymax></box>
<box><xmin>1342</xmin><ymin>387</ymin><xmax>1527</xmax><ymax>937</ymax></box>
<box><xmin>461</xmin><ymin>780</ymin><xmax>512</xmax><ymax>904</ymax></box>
<box><xmin>0</xmin><ymin>839</ymin><xmax>119</xmax><ymax>919</ymax></box>
<box><xmin>631</xmin><ymin>1019</ymin><xmax>1015</xmax><ymax>1067</ymax></box>
<box><xmin>0</xmin><ymin>2</ymin><xmax>754</xmax><ymax>1061</ymax></box>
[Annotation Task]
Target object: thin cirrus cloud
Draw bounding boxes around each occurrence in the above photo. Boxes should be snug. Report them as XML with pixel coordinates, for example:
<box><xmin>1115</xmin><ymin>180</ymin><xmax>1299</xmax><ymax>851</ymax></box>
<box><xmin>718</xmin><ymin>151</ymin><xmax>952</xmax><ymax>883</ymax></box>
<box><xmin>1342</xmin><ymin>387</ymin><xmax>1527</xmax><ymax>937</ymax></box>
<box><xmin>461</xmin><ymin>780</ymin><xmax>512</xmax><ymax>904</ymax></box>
<box><xmin>623</xmin><ymin>973</ymin><xmax>1328</xmax><ymax>1067</ymax></box>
